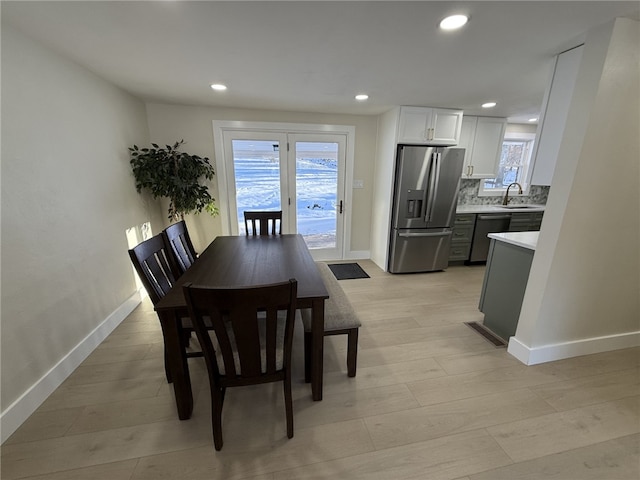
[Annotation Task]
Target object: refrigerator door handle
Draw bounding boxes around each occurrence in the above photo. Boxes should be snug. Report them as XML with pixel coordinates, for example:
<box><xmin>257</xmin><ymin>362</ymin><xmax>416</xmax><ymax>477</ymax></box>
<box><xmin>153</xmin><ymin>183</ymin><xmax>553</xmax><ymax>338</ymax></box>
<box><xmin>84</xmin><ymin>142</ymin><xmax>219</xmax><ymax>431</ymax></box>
<box><xmin>427</xmin><ymin>152</ymin><xmax>442</xmax><ymax>222</ymax></box>
<box><xmin>418</xmin><ymin>151</ymin><xmax>430</xmax><ymax>220</ymax></box>
<box><xmin>424</xmin><ymin>153</ymin><xmax>437</xmax><ymax>223</ymax></box>
<box><xmin>398</xmin><ymin>231</ymin><xmax>452</xmax><ymax>238</ymax></box>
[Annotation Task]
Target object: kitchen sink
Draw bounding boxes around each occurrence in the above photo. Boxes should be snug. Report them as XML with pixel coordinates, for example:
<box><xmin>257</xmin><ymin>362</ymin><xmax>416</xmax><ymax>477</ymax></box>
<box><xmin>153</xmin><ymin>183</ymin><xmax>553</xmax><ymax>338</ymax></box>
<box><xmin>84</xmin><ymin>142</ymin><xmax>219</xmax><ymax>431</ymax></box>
<box><xmin>500</xmin><ymin>204</ymin><xmax>538</xmax><ymax>209</ymax></box>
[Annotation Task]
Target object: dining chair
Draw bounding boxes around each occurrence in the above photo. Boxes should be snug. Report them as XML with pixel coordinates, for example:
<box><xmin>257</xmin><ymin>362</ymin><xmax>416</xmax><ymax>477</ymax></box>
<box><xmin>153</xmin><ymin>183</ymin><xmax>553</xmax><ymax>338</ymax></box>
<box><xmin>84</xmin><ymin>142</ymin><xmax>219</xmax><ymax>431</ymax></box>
<box><xmin>162</xmin><ymin>220</ymin><xmax>197</xmax><ymax>275</ymax></box>
<box><xmin>244</xmin><ymin>210</ymin><xmax>282</xmax><ymax>235</ymax></box>
<box><xmin>128</xmin><ymin>234</ymin><xmax>203</xmax><ymax>382</ymax></box>
<box><xmin>183</xmin><ymin>279</ymin><xmax>298</xmax><ymax>451</ymax></box>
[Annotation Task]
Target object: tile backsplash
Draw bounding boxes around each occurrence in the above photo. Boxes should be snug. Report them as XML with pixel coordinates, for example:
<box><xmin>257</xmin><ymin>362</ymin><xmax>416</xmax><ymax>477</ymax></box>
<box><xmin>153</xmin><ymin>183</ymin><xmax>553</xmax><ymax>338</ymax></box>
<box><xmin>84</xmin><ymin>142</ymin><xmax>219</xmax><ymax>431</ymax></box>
<box><xmin>457</xmin><ymin>179</ymin><xmax>550</xmax><ymax>205</ymax></box>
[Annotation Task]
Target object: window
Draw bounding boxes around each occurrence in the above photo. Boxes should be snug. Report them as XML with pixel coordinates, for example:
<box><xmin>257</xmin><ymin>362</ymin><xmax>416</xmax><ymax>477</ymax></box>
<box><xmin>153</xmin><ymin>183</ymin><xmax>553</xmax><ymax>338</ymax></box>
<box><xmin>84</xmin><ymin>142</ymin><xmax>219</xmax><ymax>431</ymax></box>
<box><xmin>480</xmin><ymin>132</ymin><xmax>535</xmax><ymax>196</ymax></box>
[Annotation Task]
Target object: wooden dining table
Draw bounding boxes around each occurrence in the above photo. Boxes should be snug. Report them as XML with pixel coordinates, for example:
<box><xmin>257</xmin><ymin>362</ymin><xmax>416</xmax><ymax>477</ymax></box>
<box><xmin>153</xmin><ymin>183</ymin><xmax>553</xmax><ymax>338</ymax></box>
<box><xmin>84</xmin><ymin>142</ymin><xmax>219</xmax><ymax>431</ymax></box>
<box><xmin>155</xmin><ymin>233</ymin><xmax>329</xmax><ymax>420</ymax></box>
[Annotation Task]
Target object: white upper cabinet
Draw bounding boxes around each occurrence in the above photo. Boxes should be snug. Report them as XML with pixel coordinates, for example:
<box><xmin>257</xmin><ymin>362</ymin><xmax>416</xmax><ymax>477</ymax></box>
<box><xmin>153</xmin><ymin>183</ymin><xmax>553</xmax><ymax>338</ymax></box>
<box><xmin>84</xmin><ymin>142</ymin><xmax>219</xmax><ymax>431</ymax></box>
<box><xmin>457</xmin><ymin>116</ymin><xmax>477</xmax><ymax>169</ymax></box>
<box><xmin>530</xmin><ymin>45</ymin><xmax>584</xmax><ymax>186</ymax></box>
<box><xmin>458</xmin><ymin>116</ymin><xmax>507</xmax><ymax>178</ymax></box>
<box><xmin>397</xmin><ymin>106</ymin><xmax>463</xmax><ymax>145</ymax></box>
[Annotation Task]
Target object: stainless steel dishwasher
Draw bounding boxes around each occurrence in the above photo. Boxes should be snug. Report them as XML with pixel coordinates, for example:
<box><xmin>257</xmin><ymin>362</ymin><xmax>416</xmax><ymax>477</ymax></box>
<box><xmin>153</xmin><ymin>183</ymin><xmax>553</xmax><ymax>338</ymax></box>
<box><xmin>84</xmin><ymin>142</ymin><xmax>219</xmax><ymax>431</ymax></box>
<box><xmin>469</xmin><ymin>213</ymin><xmax>512</xmax><ymax>262</ymax></box>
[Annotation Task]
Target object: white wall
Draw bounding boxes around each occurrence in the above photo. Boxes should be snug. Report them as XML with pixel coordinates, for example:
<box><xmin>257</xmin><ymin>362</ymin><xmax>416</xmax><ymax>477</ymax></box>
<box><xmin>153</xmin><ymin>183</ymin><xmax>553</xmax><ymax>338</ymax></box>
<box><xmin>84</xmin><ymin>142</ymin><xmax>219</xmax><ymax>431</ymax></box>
<box><xmin>370</xmin><ymin>107</ymin><xmax>400</xmax><ymax>270</ymax></box>
<box><xmin>1</xmin><ymin>25</ymin><xmax>158</xmax><ymax>439</ymax></box>
<box><xmin>144</xmin><ymin>103</ymin><xmax>378</xmax><ymax>255</ymax></box>
<box><xmin>510</xmin><ymin>18</ymin><xmax>640</xmax><ymax>364</ymax></box>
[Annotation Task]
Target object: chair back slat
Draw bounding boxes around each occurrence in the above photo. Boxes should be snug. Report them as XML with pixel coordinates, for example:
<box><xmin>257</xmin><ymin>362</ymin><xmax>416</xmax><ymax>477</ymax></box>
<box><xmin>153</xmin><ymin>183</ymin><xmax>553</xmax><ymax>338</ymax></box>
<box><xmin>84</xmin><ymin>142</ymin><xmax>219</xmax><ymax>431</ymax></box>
<box><xmin>265</xmin><ymin>308</ymin><xmax>278</xmax><ymax>374</ymax></box>
<box><xmin>244</xmin><ymin>211</ymin><xmax>282</xmax><ymax>236</ymax></box>
<box><xmin>183</xmin><ymin>280</ymin><xmax>297</xmax><ymax>382</ymax></box>
<box><xmin>163</xmin><ymin>220</ymin><xmax>197</xmax><ymax>275</ymax></box>
<box><xmin>212</xmin><ymin>308</ymin><xmax>239</xmax><ymax>377</ymax></box>
<box><xmin>128</xmin><ymin>235</ymin><xmax>178</xmax><ymax>305</ymax></box>
<box><xmin>231</xmin><ymin>306</ymin><xmax>263</xmax><ymax>377</ymax></box>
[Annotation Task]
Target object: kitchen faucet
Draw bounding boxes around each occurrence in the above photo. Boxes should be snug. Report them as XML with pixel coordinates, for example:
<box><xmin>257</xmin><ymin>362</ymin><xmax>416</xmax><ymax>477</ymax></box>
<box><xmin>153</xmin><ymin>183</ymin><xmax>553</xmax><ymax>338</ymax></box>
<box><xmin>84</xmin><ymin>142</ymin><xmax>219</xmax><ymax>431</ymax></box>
<box><xmin>502</xmin><ymin>182</ymin><xmax>523</xmax><ymax>205</ymax></box>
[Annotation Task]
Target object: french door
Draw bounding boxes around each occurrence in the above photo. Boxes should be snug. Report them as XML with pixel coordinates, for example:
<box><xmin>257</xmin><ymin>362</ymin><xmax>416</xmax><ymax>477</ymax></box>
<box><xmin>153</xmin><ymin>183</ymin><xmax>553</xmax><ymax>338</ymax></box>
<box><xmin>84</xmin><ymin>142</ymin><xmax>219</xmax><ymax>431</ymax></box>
<box><xmin>220</xmin><ymin>129</ymin><xmax>346</xmax><ymax>260</ymax></box>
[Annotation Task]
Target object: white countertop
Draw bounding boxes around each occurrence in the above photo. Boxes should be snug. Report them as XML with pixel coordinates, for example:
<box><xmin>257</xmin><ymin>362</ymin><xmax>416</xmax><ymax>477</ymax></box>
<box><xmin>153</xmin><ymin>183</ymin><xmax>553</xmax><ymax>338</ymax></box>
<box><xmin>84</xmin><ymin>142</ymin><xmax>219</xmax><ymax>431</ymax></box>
<box><xmin>488</xmin><ymin>231</ymin><xmax>539</xmax><ymax>250</ymax></box>
<box><xmin>456</xmin><ymin>204</ymin><xmax>545</xmax><ymax>214</ymax></box>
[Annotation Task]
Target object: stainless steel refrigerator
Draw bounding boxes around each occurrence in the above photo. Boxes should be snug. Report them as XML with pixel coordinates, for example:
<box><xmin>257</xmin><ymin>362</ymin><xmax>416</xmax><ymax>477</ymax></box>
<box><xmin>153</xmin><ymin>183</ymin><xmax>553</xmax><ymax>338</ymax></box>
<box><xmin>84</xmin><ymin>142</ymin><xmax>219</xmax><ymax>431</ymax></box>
<box><xmin>388</xmin><ymin>145</ymin><xmax>465</xmax><ymax>273</ymax></box>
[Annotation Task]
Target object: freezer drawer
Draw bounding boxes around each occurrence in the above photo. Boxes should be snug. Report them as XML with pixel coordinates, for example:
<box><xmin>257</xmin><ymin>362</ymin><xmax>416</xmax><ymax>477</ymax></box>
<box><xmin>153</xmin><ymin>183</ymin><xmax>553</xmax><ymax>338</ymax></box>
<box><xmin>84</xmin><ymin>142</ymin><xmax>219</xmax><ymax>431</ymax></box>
<box><xmin>389</xmin><ymin>229</ymin><xmax>453</xmax><ymax>273</ymax></box>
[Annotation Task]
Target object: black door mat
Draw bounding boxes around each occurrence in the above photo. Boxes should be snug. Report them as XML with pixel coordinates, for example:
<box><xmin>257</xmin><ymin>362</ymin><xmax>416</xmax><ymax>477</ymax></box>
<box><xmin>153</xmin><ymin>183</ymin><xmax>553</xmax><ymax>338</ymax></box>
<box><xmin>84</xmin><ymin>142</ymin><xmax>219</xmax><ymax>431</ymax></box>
<box><xmin>464</xmin><ymin>322</ymin><xmax>507</xmax><ymax>347</ymax></box>
<box><xmin>327</xmin><ymin>263</ymin><xmax>370</xmax><ymax>280</ymax></box>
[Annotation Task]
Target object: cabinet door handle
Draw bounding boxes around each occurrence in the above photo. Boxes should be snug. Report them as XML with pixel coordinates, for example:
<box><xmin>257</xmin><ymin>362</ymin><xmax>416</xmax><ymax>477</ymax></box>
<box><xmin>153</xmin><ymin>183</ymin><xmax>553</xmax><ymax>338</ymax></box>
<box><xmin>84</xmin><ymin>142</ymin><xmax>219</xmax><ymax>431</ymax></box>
<box><xmin>426</xmin><ymin>128</ymin><xmax>433</xmax><ymax>141</ymax></box>
<box><xmin>478</xmin><ymin>214</ymin><xmax>512</xmax><ymax>221</ymax></box>
<box><xmin>470</xmin><ymin>165</ymin><xmax>474</xmax><ymax>176</ymax></box>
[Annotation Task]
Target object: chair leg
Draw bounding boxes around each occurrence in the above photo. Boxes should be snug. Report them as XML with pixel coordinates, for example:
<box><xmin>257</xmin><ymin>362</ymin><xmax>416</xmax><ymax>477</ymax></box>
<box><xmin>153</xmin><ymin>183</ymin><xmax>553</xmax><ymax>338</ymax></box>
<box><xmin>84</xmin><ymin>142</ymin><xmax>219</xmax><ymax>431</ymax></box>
<box><xmin>158</xmin><ymin>320</ymin><xmax>172</xmax><ymax>383</ymax></box>
<box><xmin>304</xmin><ymin>332</ymin><xmax>312</xmax><ymax>383</ymax></box>
<box><xmin>163</xmin><ymin>347</ymin><xmax>172</xmax><ymax>383</ymax></box>
<box><xmin>347</xmin><ymin>328</ymin><xmax>359</xmax><ymax>377</ymax></box>
<box><xmin>284</xmin><ymin>374</ymin><xmax>294</xmax><ymax>439</ymax></box>
<box><xmin>182</xmin><ymin>330</ymin><xmax>193</xmax><ymax>348</ymax></box>
<box><xmin>211</xmin><ymin>385</ymin><xmax>225</xmax><ymax>451</ymax></box>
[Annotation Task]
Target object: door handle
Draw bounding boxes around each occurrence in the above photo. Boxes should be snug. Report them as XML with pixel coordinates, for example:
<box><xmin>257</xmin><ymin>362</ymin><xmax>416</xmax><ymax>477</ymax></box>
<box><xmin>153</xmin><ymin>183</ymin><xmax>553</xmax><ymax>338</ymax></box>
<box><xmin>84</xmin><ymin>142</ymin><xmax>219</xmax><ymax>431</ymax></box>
<box><xmin>398</xmin><ymin>231</ymin><xmax>452</xmax><ymax>238</ymax></box>
<box><xmin>424</xmin><ymin>153</ymin><xmax>437</xmax><ymax>223</ymax></box>
<box><xmin>339</xmin><ymin>200</ymin><xmax>343</xmax><ymax>214</ymax></box>
<box><xmin>429</xmin><ymin>152</ymin><xmax>442</xmax><ymax>220</ymax></box>
<box><xmin>478</xmin><ymin>214</ymin><xmax>512</xmax><ymax>221</ymax></box>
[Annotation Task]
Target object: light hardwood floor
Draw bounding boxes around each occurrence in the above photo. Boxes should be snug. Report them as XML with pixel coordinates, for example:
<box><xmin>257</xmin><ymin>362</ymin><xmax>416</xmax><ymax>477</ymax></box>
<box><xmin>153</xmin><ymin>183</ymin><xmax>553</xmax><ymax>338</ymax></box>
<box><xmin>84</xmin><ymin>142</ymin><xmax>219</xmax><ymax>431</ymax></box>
<box><xmin>2</xmin><ymin>260</ymin><xmax>639</xmax><ymax>479</ymax></box>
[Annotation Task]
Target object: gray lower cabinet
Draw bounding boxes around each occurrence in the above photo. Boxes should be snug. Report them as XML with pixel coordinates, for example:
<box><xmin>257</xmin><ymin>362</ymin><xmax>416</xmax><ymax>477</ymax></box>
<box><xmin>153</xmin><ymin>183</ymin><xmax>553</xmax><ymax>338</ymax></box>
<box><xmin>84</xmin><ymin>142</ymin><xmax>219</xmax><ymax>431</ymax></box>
<box><xmin>479</xmin><ymin>239</ymin><xmax>534</xmax><ymax>341</ymax></box>
<box><xmin>449</xmin><ymin>213</ymin><xmax>476</xmax><ymax>262</ymax></box>
<box><xmin>449</xmin><ymin>210</ymin><xmax>544</xmax><ymax>264</ymax></box>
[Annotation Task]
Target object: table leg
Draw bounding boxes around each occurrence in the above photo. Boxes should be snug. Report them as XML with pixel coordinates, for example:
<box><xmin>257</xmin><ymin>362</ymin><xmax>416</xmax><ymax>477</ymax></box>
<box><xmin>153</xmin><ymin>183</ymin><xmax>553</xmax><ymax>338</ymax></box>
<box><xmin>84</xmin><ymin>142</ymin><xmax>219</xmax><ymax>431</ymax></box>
<box><xmin>158</xmin><ymin>310</ymin><xmax>193</xmax><ymax>419</ymax></box>
<box><xmin>311</xmin><ymin>298</ymin><xmax>325</xmax><ymax>401</ymax></box>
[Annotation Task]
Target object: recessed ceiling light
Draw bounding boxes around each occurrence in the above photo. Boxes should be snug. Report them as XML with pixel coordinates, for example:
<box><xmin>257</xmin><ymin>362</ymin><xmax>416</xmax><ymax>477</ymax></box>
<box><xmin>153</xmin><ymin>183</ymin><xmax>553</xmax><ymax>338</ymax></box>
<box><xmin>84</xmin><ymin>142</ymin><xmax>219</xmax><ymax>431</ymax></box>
<box><xmin>482</xmin><ymin>102</ymin><xmax>497</xmax><ymax>108</ymax></box>
<box><xmin>210</xmin><ymin>83</ymin><xmax>227</xmax><ymax>91</ymax></box>
<box><xmin>439</xmin><ymin>15</ymin><xmax>469</xmax><ymax>31</ymax></box>
<box><xmin>355</xmin><ymin>94</ymin><xmax>369</xmax><ymax>101</ymax></box>
<box><xmin>528</xmin><ymin>117</ymin><xmax>538</xmax><ymax>122</ymax></box>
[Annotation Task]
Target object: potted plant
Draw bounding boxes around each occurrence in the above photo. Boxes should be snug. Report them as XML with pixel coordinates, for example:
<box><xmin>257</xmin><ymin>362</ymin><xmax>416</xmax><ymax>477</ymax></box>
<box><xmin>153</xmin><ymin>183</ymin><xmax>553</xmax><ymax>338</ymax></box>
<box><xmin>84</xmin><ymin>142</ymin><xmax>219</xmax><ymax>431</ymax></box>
<box><xmin>129</xmin><ymin>140</ymin><xmax>218</xmax><ymax>220</ymax></box>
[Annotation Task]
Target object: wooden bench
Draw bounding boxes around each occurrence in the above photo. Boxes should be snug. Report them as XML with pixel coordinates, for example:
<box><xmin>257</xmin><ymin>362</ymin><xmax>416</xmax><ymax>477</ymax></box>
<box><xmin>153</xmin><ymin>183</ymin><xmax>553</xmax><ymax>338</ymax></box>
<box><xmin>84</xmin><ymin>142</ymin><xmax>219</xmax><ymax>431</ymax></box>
<box><xmin>301</xmin><ymin>262</ymin><xmax>361</xmax><ymax>380</ymax></box>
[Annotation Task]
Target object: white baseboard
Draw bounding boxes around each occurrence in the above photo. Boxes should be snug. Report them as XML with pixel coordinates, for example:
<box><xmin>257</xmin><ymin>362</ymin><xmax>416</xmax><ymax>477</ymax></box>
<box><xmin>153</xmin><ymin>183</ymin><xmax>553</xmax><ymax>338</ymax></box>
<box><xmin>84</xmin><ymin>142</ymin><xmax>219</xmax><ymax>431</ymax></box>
<box><xmin>508</xmin><ymin>330</ymin><xmax>640</xmax><ymax>365</ymax></box>
<box><xmin>0</xmin><ymin>291</ymin><xmax>142</xmax><ymax>444</ymax></box>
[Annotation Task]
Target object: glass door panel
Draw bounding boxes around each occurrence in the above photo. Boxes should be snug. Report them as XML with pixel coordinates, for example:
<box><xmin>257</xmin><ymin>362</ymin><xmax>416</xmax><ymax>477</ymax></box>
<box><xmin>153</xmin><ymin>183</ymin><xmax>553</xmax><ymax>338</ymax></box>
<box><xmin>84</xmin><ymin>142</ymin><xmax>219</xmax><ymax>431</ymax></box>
<box><xmin>294</xmin><ymin>141</ymin><xmax>338</xmax><ymax>249</ymax></box>
<box><xmin>232</xmin><ymin>139</ymin><xmax>283</xmax><ymax>235</ymax></box>
<box><xmin>222</xmin><ymin>131</ymin><xmax>288</xmax><ymax>235</ymax></box>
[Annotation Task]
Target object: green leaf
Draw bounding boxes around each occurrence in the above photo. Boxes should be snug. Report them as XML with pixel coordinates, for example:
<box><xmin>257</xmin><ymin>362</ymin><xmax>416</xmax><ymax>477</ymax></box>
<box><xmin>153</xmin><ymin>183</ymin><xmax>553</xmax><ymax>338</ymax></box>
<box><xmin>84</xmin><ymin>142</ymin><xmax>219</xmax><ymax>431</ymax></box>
<box><xmin>128</xmin><ymin>140</ymin><xmax>217</xmax><ymax>218</ymax></box>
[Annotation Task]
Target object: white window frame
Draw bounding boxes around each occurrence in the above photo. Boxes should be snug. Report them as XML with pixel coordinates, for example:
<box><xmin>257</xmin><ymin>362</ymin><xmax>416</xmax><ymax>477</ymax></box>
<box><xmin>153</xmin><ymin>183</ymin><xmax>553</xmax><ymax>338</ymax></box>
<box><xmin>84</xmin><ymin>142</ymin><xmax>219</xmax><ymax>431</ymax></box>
<box><xmin>478</xmin><ymin>132</ymin><xmax>536</xmax><ymax>196</ymax></box>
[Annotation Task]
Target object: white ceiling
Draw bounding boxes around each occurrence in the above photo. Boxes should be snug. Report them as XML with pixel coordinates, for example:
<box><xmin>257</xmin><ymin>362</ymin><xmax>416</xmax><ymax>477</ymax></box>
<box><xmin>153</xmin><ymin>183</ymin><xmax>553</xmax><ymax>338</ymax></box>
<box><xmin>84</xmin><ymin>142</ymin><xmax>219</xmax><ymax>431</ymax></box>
<box><xmin>3</xmin><ymin>1</ymin><xmax>639</xmax><ymax>122</ymax></box>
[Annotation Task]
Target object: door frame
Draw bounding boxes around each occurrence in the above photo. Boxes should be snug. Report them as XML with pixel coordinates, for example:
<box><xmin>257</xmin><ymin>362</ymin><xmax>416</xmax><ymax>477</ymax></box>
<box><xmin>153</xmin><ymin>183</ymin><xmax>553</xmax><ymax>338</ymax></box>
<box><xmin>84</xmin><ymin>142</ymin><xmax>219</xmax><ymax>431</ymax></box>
<box><xmin>288</xmin><ymin>133</ymin><xmax>347</xmax><ymax>260</ymax></box>
<box><xmin>212</xmin><ymin>120</ymin><xmax>356</xmax><ymax>260</ymax></box>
